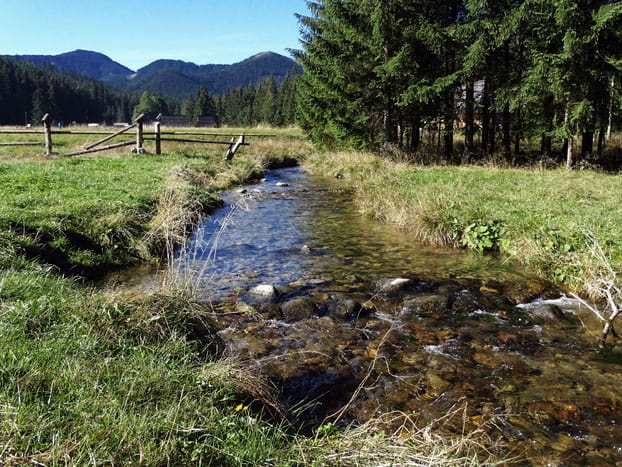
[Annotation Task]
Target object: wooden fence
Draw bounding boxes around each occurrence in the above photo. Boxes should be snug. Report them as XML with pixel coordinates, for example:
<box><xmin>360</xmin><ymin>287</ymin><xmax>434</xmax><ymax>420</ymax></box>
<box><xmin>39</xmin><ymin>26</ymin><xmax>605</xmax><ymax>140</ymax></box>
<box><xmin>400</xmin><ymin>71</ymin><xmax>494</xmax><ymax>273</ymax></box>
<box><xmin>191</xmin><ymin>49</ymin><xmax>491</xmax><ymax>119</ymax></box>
<box><xmin>0</xmin><ymin>114</ymin><xmax>258</xmax><ymax>160</ymax></box>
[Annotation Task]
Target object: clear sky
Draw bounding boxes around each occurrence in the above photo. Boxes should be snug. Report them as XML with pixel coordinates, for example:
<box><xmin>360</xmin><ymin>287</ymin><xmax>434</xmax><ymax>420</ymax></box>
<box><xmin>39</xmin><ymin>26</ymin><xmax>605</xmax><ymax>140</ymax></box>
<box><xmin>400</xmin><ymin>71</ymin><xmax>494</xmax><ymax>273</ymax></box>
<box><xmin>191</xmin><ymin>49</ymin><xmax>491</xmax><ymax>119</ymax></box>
<box><xmin>0</xmin><ymin>0</ymin><xmax>309</xmax><ymax>71</ymax></box>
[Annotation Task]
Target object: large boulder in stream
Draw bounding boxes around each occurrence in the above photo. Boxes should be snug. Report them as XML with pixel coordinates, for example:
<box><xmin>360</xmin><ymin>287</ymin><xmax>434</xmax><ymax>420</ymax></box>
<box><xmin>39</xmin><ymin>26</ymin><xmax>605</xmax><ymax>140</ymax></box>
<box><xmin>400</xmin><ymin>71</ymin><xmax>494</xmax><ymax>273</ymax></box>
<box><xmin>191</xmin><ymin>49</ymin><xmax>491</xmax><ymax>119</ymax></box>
<box><xmin>400</xmin><ymin>294</ymin><xmax>449</xmax><ymax>318</ymax></box>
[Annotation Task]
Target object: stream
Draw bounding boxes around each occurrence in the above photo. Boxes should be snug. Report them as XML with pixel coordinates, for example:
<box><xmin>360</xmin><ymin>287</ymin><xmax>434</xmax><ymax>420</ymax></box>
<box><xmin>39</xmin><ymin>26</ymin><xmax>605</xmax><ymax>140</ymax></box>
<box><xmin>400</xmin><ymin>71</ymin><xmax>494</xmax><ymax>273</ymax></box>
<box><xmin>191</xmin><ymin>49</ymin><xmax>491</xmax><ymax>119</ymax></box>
<box><xmin>174</xmin><ymin>166</ymin><xmax>622</xmax><ymax>465</ymax></box>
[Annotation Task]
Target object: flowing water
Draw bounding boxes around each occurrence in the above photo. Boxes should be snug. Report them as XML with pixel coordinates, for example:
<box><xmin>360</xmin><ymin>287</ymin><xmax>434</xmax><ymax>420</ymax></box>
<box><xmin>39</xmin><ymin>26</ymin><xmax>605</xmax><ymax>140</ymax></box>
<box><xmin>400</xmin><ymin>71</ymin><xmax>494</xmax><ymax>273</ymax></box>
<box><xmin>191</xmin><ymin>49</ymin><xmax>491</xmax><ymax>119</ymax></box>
<box><xmin>175</xmin><ymin>166</ymin><xmax>622</xmax><ymax>465</ymax></box>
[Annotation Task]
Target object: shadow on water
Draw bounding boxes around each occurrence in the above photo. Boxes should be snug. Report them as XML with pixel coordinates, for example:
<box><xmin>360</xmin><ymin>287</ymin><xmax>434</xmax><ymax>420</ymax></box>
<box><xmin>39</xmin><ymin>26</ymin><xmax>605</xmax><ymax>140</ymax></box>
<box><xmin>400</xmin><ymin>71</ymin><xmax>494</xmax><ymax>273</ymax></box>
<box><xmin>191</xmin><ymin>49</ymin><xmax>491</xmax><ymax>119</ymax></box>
<box><xmin>173</xmin><ymin>166</ymin><xmax>622</xmax><ymax>464</ymax></box>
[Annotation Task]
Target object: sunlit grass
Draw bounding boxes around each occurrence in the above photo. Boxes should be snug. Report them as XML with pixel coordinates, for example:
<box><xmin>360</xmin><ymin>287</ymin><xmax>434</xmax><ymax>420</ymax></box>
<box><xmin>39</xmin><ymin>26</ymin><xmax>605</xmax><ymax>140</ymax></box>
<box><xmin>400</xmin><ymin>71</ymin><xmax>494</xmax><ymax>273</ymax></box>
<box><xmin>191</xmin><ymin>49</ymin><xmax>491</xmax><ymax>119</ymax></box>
<box><xmin>0</xmin><ymin>130</ymin><xmax>506</xmax><ymax>465</ymax></box>
<box><xmin>305</xmin><ymin>150</ymin><xmax>622</xmax><ymax>291</ymax></box>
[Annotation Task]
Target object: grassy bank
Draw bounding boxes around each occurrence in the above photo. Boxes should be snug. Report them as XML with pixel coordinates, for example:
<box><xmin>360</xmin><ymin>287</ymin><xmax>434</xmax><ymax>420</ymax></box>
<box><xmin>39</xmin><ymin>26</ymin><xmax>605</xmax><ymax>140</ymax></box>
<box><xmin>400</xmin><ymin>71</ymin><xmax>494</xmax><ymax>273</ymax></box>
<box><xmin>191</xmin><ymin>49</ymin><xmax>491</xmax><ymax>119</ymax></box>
<box><xmin>0</xmin><ymin>134</ymin><xmax>494</xmax><ymax>465</ymax></box>
<box><xmin>305</xmin><ymin>150</ymin><xmax>622</xmax><ymax>292</ymax></box>
<box><xmin>0</xmin><ymin>134</ymin><xmax>299</xmax><ymax>464</ymax></box>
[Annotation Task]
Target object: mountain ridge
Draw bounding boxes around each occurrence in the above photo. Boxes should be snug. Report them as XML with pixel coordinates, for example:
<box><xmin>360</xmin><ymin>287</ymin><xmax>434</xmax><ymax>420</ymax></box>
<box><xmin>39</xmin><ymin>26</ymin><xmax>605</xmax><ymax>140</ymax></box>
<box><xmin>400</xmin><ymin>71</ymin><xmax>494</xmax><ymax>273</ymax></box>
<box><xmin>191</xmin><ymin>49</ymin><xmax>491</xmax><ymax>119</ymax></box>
<box><xmin>5</xmin><ymin>49</ymin><xmax>301</xmax><ymax>99</ymax></box>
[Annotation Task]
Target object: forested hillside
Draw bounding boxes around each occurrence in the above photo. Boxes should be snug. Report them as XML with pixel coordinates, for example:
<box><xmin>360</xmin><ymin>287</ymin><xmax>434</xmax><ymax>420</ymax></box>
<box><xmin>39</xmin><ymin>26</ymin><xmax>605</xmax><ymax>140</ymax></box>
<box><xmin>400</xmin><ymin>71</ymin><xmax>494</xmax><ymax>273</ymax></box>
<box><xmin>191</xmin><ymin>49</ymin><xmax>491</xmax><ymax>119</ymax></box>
<box><xmin>7</xmin><ymin>49</ymin><xmax>301</xmax><ymax>100</ymax></box>
<box><xmin>126</xmin><ymin>52</ymin><xmax>301</xmax><ymax>99</ymax></box>
<box><xmin>0</xmin><ymin>56</ymin><xmax>298</xmax><ymax>127</ymax></box>
<box><xmin>0</xmin><ymin>57</ymin><xmax>138</xmax><ymax>124</ymax></box>
<box><xmin>296</xmin><ymin>0</ymin><xmax>622</xmax><ymax>164</ymax></box>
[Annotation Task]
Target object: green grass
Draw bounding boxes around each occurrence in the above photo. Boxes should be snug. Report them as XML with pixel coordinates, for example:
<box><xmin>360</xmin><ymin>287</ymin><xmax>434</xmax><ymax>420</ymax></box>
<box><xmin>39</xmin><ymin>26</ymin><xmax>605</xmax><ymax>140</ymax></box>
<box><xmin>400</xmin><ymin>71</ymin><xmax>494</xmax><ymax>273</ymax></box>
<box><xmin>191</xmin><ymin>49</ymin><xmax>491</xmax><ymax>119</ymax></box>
<box><xmin>0</xmin><ymin>132</ymin><xmax>500</xmax><ymax>465</ymax></box>
<box><xmin>305</xmin><ymin>150</ymin><xmax>622</xmax><ymax>291</ymax></box>
<box><xmin>0</xmin><ymin>264</ymin><xmax>295</xmax><ymax>465</ymax></box>
<box><xmin>0</xmin><ymin>134</ymin><xmax>308</xmax><ymax>464</ymax></box>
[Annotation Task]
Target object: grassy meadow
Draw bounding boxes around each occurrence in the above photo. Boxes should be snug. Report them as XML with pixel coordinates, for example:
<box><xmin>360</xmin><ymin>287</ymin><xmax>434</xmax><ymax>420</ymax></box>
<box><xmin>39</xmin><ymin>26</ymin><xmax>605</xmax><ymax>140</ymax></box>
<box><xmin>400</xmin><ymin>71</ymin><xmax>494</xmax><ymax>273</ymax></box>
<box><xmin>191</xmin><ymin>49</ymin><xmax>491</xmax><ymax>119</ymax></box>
<box><xmin>2</xmin><ymin>124</ymin><xmax>621</xmax><ymax>464</ymax></box>
<box><xmin>0</xmin><ymin>130</ymin><xmax>301</xmax><ymax>464</ymax></box>
<box><xmin>0</xmin><ymin>129</ymin><xmax>495</xmax><ymax>465</ymax></box>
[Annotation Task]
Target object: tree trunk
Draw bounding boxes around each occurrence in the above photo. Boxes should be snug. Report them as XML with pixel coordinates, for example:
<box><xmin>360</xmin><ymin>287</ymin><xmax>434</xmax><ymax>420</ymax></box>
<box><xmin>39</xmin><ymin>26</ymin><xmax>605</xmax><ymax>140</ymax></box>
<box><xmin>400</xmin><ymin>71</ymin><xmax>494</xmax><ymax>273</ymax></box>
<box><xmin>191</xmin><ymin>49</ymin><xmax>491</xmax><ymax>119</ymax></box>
<box><xmin>464</xmin><ymin>80</ymin><xmax>475</xmax><ymax>160</ymax></box>
<box><xmin>489</xmin><ymin>110</ymin><xmax>496</xmax><ymax>155</ymax></box>
<box><xmin>597</xmin><ymin>123</ymin><xmax>606</xmax><ymax>156</ymax></box>
<box><xmin>541</xmin><ymin>95</ymin><xmax>554</xmax><ymax>156</ymax></box>
<box><xmin>607</xmin><ymin>77</ymin><xmax>614</xmax><ymax>140</ymax></box>
<box><xmin>482</xmin><ymin>80</ymin><xmax>490</xmax><ymax>155</ymax></box>
<box><xmin>514</xmin><ymin>109</ymin><xmax>522</xmax><ymax>156</ymax></box>
<box><xmin>581</xmin><ymin>131</ymin><xmax>593</xmax><ymax>158</ymax></box>
<box><xmin>443</xmin><ymin>91</ymin><xmax>455</xmax><ymax>161</ymax></box>
<box><xmin>502</xmin><ymin>104</ymin><xmax>511</xmax><ymax>158</ymax></box>
<box><xmin>410</xmin><ymin>118</ymin><xmax>421</xmax><ymax>152</ymax></box>
<box><xmin>566</xmin><ymin>136</ymin><xmax>574</xmax><ymax>170</ymax></box>
<box><xmin>487</xmin><ymin>84</ymin><xmax>496</xmax><ymax>155</ymax></box>
<box><xmin>383</xmin><ymin>105</ymin><xmax>395</xmax><ymax>156</ymax></box>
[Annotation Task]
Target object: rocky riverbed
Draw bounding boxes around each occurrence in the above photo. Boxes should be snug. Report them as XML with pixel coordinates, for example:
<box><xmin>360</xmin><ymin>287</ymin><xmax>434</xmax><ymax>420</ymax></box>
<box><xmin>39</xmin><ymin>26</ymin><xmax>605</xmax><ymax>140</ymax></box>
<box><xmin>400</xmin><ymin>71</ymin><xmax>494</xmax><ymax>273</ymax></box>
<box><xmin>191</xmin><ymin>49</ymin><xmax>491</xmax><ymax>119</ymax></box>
<box><xmin>175</xmin><ymin>166</ymin><xmax>622</xmax><ymax>464</ymax></box>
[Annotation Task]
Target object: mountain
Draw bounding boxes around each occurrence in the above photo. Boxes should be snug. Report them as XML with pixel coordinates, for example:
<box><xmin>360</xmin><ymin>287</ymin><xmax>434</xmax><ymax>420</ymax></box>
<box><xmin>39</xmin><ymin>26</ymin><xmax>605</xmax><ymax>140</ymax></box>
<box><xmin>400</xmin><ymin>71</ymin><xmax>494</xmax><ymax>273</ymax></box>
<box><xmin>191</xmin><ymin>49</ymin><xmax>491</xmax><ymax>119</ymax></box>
<box><xmin>8</xmin><ymin>50</ymin><xmax>134</xmax><ymax>85</ymax></box>
<box><xmin>7</xmin><ymin>49</ymin><xmax>301</xmax><ymax>99</ymax></box>
<box><xmin>126</xmin><ymin>52</ymin><xmax>301</xmax><ymax>98</ymax></box>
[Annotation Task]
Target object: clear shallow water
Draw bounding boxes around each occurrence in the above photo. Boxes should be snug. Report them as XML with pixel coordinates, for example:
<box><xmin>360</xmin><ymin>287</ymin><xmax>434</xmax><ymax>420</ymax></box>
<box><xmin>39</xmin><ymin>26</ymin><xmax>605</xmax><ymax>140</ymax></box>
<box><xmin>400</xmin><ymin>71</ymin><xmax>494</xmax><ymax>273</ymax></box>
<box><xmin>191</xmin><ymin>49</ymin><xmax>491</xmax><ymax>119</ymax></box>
<box><xmin>173</xmin><ymin>166</ymin><xmax>622</xmax><ymax>465</ymax></box>
<box><xmin>175</xmin><ymin>166</ymin><xmax>527</xmax><ymax>300</ymax></box>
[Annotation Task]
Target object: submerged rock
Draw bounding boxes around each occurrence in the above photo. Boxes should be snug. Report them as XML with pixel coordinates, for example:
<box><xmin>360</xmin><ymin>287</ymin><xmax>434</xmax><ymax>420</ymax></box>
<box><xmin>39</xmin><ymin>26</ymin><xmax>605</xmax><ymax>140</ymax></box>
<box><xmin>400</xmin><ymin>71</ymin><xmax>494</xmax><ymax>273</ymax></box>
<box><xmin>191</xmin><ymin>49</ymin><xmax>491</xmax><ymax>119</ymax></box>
<box><xmin>280</xmin><ymin>296</ymin><xmax>317</xmax><ymax>321</ymax></box>
<box><xmin>400</xmin><ymin>294</ymin><xmax>449</xmax><ymax>318</ymax></box>
<box><xmin>451</xmin><ymin>290</ymin><xmax>482</xmax><ymax>314</ymax></box>
<box><xmin>258</xmin><ymin>303</ymin><xmax>282</xmax><ymax>320</ymax></box>
<box><xmin>235</xmin><ymin>302</ymin><xmax>256</xmax><ymax>316</ymax></box>
<box><xmin>377</xmin><ymin>277</ymin><xmax>413</xmax><ymax>294</ymax></box>
<box><xmin>527</xmin><ymin>303</ymin><xmax>567</xmax><ymax>323</ymax></box>
<box><xmin>329</xmin><ymin>298</ymin><xmax>367</xmax><ymax>320</ymax></box>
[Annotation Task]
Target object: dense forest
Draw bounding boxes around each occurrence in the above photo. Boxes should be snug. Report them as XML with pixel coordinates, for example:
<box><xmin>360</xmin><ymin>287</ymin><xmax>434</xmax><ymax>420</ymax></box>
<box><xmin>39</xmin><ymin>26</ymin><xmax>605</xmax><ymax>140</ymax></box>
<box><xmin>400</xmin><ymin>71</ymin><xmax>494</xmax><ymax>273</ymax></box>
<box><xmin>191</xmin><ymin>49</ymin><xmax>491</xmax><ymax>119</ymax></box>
<box><xmin>295</xmin><ymin>0</ymin><xmax>622</xmax><ymax>165</ymax></box>
<box><xmin>0</xmin><ymin>56</ymin><xmax>298</xmax><ymax>128</ymax></box>
<box><xmin>131</xmin><ymin>72</ymin><xmax>298</xmax><ymax>127</ymax></box>
<box><xmin>0</xmin><ymin>57</ymin><xmax>138</xmax><ymax>125</ymax></box>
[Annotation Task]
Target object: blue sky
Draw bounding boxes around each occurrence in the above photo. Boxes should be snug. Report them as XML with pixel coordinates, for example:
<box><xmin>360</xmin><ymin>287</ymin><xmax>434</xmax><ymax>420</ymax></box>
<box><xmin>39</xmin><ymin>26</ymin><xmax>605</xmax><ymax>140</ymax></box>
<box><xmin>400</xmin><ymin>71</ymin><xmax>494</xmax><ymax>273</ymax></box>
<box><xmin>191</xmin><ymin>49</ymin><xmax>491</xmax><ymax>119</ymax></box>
<box><xmin>0</xmin><ymin>0</ymin><xmax>309</xmax><ymax>70</ymax></box>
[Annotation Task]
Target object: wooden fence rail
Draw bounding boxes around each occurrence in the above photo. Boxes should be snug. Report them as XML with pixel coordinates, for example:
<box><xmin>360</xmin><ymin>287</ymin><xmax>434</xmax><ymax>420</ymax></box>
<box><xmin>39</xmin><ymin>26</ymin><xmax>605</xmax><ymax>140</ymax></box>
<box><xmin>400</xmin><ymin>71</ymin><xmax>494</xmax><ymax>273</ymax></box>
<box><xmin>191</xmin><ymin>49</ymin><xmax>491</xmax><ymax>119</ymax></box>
<box><xmin>0</xmin><ymin>113</ymin><xmax>251</xmax><ymax>160</ymax></box>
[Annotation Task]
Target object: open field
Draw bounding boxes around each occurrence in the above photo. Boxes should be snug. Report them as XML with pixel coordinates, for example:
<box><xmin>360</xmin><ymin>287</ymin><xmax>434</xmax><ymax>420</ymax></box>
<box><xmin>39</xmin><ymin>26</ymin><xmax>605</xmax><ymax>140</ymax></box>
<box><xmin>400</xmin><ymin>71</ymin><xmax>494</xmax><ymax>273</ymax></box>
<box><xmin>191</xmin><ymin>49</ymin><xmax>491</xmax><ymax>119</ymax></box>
<box><xmin>0</xmin><ymin>125</ymin><xmax>307</xmax><ymax>161</ymax></box>
<box><xmin>0</xmin><ymin>131</ymin><xmax>496</xmax><ymax>465</ymax></box>
<box><xmin>4</xmin><ymin>126</ymin><xmax>621</xmax><ymax>463</ymax></box>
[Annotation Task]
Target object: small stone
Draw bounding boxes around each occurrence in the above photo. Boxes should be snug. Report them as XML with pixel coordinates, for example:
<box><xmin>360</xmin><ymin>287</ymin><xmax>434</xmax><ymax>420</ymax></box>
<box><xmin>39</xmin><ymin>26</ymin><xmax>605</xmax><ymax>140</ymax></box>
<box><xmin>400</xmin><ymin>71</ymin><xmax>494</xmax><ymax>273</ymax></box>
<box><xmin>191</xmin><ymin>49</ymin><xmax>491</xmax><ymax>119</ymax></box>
<box><xmin>235</xmin><ymin>302</ymin><xmax>256</xmax><ymax>315</ymax></box>
<box><xmin>301</xmin><ymin>244</ymin><xmax>311</xmax><ymax>254</ymax></box>
<box><xmin>275</xmin><ymin>182</ymin><xmax>289</xmax><ymax>187</ymax></box>
<box><xmin>249</xmin><ymin>284</ymin><xmax>279</xmax><ymax>299</ymax></box>
<box><xmin>527</xmin><ymin>304</ymin><xmax>566</xmax><ymax>323</ymax></box>
<box><xmin>400</xmin><ymin>294</ymin><xmax>449</xmax><ymax>318</ymax></box>
<box><xmin>236</xmin><ymin>188</ymin><xmax>248</xmax><ymax>194</ymax></box>
<box><xmin>377</xmin><ymin>277</ymin><xmax>413</xmax><ymax>294</ymax></box>
<box><xmin>261</xmin><ymin>178</ymin><xmax>268</xmax><ymax>182</ymax></box>
<box><xmin>280</xmin><ymin>296</ymin><xmax>316</xmax><ymax>321</ymax></box>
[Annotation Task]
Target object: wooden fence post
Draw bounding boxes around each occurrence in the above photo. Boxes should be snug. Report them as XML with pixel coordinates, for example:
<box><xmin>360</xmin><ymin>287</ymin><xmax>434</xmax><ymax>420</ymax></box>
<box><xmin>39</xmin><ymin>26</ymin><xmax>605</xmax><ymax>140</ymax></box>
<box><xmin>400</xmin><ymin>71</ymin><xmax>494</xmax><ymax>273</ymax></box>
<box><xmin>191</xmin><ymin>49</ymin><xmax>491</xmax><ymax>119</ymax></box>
<box><xmin>155</xmin><ymin>122</ymin><xmax>161</xmax><ymax>155</ymax></box>
<box><xmin>135</xmin><ymin>113</ymin><xmax>145</xmax><ymax>154</ymax></box>
<box><xmin>42</xmin><ymin>113</ymin><xmax>53</xmax><ymax>156</ymax></box>
<box><xmin>225</xmin><ymin>134</ymin><xmax>245</xmax><ymax>160</ymax></box>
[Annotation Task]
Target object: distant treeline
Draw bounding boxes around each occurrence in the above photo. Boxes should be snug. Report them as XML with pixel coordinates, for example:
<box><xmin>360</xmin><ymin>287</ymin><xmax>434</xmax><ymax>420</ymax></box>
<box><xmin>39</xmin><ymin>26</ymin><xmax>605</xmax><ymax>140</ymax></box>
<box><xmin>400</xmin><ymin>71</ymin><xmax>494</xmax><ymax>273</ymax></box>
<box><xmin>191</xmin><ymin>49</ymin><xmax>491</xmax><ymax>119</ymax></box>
<box><xmin>296</xmin><ymin>0</ymin><xmax>622</xmax><ymax>163</ymax></box>
<box><xmin>136</xmin><ymin>73</ymin><xmax>299</xmax><ymax>127</ymax></box>
<box><xmin>0</xmin><ymin>56</ymin><xmax>298</xmax><ymax>128</ymax></box>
